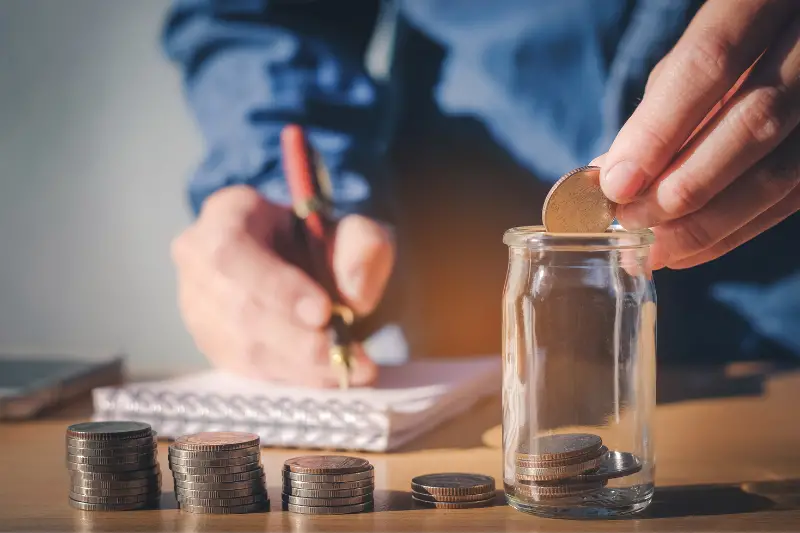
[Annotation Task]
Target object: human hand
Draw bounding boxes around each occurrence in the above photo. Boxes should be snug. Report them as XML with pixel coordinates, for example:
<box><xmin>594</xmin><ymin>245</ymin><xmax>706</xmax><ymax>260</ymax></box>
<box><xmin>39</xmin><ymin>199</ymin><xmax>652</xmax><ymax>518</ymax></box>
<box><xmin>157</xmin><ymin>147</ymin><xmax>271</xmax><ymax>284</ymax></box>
<box><xmin>171</xmin><ymin>185</ymin><xmax>395</xmax><ymax>387</ymax></box>
<box><xmin>597</xmin><ymin>0</ymin><xmax>800</xmax><ymax>269</ymax></box>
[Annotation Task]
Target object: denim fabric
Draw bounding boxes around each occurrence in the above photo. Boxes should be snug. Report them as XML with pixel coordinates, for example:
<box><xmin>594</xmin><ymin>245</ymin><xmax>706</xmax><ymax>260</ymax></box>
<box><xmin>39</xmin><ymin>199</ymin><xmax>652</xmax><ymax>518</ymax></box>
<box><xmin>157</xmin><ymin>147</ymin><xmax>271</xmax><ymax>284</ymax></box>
<box><xmin>162</xmin><ymin>0</ymin><xmax>800</xmax><ymax>360</ymax></box>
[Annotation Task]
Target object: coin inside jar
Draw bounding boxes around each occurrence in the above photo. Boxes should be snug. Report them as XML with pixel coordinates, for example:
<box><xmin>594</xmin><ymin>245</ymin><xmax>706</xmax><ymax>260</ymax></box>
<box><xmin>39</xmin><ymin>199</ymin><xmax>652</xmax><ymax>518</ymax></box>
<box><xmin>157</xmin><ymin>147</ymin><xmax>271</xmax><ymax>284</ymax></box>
<box><xmin>516</xmin><ymin>434</ymin><xmax>603</xmax><ymax>464</ymax></box>
<box><xmin>542</xmin><ymin>166</ymin><xmax>616</xmax><ymax>233</ymax></box>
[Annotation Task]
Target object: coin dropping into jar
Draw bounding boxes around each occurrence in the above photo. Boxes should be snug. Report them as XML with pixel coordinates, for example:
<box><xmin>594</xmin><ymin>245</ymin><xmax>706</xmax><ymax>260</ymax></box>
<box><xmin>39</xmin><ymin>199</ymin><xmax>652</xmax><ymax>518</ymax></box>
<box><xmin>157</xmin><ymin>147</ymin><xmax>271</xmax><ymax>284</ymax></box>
<box><xmin>542</xmin><ymin>166</ymin><xmax>617</xmax><ymax>233</ymax></box>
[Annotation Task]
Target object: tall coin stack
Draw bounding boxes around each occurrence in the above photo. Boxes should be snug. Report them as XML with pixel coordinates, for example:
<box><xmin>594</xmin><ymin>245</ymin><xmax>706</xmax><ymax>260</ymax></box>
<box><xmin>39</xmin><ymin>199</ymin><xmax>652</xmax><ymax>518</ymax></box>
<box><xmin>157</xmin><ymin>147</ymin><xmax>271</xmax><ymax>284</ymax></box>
<box><xmin>514</xmin><ymin>433</ymin><xmax>642</xmax><ymax>501</ymax></box>
<box><xmin>169</xmin><ymin>432</ymin><xmax>269</xmax><ymax>514</ymax></box>
<box><xmin>282</xmin><ymin>456</ymin><xmax>374</xmax><ymax>514</ymax></box>
<box><xmin>66</xmin><ymin>421</ymin><xmax>161</xmax><ymax>511</ymax></box>
<box><xmin>411</xmin><ymin>473</ymin><xmax>496</xmax><ymax>508</ymax></box>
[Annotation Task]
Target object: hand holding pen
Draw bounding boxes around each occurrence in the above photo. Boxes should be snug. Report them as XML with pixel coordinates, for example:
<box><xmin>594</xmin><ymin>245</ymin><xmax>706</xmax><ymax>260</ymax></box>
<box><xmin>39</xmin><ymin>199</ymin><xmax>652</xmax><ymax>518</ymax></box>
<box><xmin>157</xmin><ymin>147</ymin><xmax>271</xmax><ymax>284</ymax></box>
<box><xmin>170</xmin><ymin>130</ymin><xmax>393</xmax><ymax>388</ymax></box>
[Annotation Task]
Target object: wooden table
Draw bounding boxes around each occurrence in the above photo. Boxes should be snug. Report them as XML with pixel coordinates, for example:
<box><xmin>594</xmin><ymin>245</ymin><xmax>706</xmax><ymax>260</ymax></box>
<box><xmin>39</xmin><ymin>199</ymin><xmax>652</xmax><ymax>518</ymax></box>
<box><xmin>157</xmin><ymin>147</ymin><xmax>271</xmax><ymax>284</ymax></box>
<box><xmin>2</xmin><ymin>363</ymin><xmax>799</xmax><ymax>532</ymax></box>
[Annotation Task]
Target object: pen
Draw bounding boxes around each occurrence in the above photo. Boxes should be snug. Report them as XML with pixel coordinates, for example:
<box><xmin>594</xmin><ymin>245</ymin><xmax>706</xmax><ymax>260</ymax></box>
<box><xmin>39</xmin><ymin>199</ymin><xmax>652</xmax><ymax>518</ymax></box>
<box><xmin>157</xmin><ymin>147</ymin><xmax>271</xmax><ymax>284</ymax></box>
<box><xmin>280</xmin><ymin>124</ymin><xmax>355</xmax><ymax>390</ymax></box>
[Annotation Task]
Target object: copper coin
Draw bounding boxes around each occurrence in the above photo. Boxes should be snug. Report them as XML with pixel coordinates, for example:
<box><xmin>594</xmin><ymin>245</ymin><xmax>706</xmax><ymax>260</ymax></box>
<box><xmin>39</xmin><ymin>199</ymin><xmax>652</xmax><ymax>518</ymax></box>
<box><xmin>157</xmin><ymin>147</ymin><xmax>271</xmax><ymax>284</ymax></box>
<box><xmin>282</xmin><ymin>502</ymin><xmax>372</xmax><ymax>515</ymax></box>
<box><xmin>282</xmin><ymin>478</ymin><xmax>374</xmax><ymax>490</ymax></box>
<box><xmin>168</xmin><ymin>446</ymin><xmax>259</xmax><ymax>460</ymax></box>
<box><xmin>515</xmin><ymin>433</ymin><xmax>602</xmax><ymax>463</ymax></box>
<box><xmin>179</xmin><ymin>501</ymin><xmax>269</xmax><ymax>514</ymax></box>
<box><xmin>515</xmin><ymin>447</ymin><xmax>608</xmax><ymax>482</ymax></box>
<box><xmin>574</xmin><ymin>451</ymin><xmax>643</xmax><ymax>482</ymax></box>
<box><xmin>542</xmin><ymin>166</ymin><xmax>615</xmax><ymax>233</ymax></box>
<box><xmin>411</xmin><ymin>490</ymin><xmax>496</xmax><ymax>503</ymax></box>
<box><xmin>171</xmin><ymin>432</ymin><xmax>260</xmax><ymax>452</ymax></box>
<box><xmin>168</xmin><ymin>453</ymin><xmax>259</xmax><ymax>467</ymax></box>
<box><xmin>411</xmin><ymin>473</ymin><xmax>495</xmax><ymax>496</ymax></box>
<box><xmin>283</xmin><ymin>456</ymin><xmax>371</xmax><ymax>475</ymax></box>
<box><xmin>282</xmin><ymin>467</ymin><xmax>374</xmax><ymax>483</ymax></box>
<box><xmin>411</xmin><ymin>496</ymin><xmax>495</xmax><ymax>509</ymax></box>
<box><xmin>66</xmin><ymin>422</ymin><xmax>152</xmax><ymax>441</ymax></box>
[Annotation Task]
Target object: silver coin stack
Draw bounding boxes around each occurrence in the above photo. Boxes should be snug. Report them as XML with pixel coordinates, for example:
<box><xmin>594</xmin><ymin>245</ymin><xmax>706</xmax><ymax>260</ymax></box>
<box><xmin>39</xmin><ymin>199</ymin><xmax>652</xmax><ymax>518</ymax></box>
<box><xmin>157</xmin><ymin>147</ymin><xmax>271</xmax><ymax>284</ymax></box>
<box><xmin>282</xmin><ymin>455</ymin><xmax>375</xmax><ymax>515</ymax></box>
<box><xmin>411</xmin><ymin>473</ymin><xmax>496</xmax><ymax>508</ymax></box>
<box><xmin>169</xmin><ymin>431</ymin><xmax>269</xmax><ymax>514</ymax></box>
<box><xmin>66</xmin><ymin>421</ymin><xmax>161</xmax><ymax>511</ymax></box>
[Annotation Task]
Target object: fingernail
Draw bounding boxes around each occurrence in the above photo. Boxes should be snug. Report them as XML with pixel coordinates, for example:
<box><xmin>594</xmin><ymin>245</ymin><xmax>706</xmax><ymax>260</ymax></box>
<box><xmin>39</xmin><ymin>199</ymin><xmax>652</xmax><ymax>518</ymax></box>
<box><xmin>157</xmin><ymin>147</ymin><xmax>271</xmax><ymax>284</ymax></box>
<box><xmin>602</xmin><ymin>161</ymin><xmax>648</xmax><ymax>203</ymax></box>
<box><xmin>295</xmin><ymin>297</ymin><xmax>328</xmax><ymax>328</ymax></box>
<box><xmin>340</xmin><ymin>269</ymin><xmax>364</xmax><ymax>303</ymax></box>
<box><xmin>616</xmin><ymin>203</ymin><xmax>650</xmax><ymax>230</ymax></box>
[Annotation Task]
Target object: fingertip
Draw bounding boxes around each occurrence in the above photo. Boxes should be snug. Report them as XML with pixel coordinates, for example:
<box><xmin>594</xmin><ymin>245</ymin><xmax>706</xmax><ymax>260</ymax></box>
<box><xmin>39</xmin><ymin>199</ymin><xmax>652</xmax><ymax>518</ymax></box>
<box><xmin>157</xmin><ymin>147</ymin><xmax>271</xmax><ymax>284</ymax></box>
<box><xmin>294</xmin><ymin>292</ymin><xmax>331</xmax><ymax>329</ymax></box>
<box><xmin>601</xmin><ymin>161</ymin><xmax>649</xmax><ymax>204</ymax></box>
<box><xmin>348</xmin><ymin>344</ymin><xmax>378</xmax><ymax>387</ymax></box>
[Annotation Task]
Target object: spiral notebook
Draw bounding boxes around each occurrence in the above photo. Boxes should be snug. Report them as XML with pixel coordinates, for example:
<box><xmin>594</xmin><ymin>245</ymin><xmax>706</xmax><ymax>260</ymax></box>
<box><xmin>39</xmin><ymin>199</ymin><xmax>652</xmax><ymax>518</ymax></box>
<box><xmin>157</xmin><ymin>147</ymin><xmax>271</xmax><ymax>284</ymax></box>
<box><xmin>91</xmin><ymin>356</ymin><xmax>501</xmax><ymax>452</ymax></box>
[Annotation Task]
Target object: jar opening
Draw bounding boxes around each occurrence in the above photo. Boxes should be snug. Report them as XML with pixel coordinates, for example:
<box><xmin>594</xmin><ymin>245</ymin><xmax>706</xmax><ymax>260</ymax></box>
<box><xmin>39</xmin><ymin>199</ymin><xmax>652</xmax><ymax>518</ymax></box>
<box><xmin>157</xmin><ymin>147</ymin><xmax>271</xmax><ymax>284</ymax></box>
<box><xmin>503</xmin><ymin>224</ymin><xmax>654</xmax><ymax>251</ymax></box>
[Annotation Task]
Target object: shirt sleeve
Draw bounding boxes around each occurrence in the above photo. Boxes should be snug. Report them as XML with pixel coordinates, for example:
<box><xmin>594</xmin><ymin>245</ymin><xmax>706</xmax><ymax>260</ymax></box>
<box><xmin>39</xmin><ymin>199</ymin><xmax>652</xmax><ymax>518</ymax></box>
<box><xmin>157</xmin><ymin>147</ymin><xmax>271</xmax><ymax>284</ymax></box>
<box><xmin>161</xmin><ymin>0</ymin><xmax>393</xmax><ymax>220</ymax></box>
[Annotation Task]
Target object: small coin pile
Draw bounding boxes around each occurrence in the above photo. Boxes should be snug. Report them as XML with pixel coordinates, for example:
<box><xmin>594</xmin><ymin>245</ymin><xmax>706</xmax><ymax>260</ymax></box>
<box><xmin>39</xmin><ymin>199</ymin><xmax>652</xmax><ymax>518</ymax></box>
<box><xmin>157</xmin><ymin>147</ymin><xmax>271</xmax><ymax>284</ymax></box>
<box><xmin>281</xmin><ymin>455</ymin><xmax>374</xmax><ymax>514</ymax></box>
<box><xmin>411</xmin><ymin>473</ymin><xmax>496</xmax><ymax>508</ymax></box>
<box><xmin>66</xmin><ymin>421</ymin><xmax>161</xmax><ymax>511</ymax></box>
<box><xmin>169</xmin><ymin>432</ymin><xmax>269</xmax><ymax>514</ymax></box>
<box><xmin>542</xmin><ymin>166</ymin><xmax>616</xmax><ymax>233</ymax></box>
<box><xmin>514</xmin><ymin>433</ymin><xmax>642</xmax><ymax>501</ymax></box>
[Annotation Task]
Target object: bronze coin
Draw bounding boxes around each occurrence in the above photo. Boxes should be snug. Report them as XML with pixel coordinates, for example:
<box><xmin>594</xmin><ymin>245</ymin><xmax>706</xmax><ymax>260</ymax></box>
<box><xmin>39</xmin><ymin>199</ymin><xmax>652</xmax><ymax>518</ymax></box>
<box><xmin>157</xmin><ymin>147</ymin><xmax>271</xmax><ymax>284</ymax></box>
<box><xmin>411</xmin><ymin>473</ymin><xmax>495</xmax><ymax>496</ymax></box>
<box><xmin>66</xmin><ymin>422</ymin><xmax>152</xmax><ymax>441</ymax></box>
<box><xmin>574</xmin><ymin>451</ymin><xmax>643</xmax><ymax>482</ymax></box>
<box><xmin>515</xmin><ymin>433</ymin><xmax>602</xmax><ymax>463</ymax></box>
<box><xmin>171</xmin><ymin>432</ymin><xmax>260</xmax><ymax>452</ymax></box>
<box><xmin>283</xmin><ymin>456</ymin><xmax>371</xmax><ymax>475</ymax></box>
<box><xmin>168</xmin><ymin>446</ymin><xmax>259</xmax><ymax>460</ymax></box>
<box><xmin>542</xmin><ymin>166</ymin><xmax>616</xmax><ymax>233</ymax></box>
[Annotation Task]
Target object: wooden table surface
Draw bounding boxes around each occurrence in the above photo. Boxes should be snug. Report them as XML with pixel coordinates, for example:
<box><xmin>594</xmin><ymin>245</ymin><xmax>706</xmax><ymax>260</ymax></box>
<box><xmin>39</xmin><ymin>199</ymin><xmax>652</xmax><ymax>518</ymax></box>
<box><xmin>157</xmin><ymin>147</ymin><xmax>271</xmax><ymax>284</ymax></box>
<box><xmin>1</xmin><ymin>363</ymin><xmax>799</xmax><ymax>532</ymax></box>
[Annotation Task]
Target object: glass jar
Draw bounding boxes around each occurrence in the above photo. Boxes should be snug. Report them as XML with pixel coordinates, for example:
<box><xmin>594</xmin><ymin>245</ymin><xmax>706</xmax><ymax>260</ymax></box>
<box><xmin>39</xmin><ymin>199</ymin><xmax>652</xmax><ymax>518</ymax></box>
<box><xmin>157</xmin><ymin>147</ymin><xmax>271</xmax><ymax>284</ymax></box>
<box><xmin>502</xmin><ymin>225</ymin><xmax>656</xmax><ymax>518</ymax></box>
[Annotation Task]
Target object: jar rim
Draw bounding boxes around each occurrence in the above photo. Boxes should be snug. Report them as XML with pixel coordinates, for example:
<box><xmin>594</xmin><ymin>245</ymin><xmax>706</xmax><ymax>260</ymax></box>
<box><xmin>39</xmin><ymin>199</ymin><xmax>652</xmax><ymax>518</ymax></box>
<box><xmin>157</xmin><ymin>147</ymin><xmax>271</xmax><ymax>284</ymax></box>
<box><xmin>503</xmin><ymin>224</ymin><xmax>654</xmax><ymax>250</ymax></box>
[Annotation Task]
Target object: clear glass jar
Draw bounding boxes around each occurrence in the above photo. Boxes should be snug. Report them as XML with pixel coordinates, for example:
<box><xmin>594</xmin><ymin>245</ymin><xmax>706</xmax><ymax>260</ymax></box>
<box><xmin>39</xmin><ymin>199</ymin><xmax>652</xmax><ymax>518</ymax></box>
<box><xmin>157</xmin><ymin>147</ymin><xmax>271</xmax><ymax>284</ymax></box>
<box><xmin>502</xmin><ymin>225</ymin><xmax>656</xmax><ymax>518</ymax></box>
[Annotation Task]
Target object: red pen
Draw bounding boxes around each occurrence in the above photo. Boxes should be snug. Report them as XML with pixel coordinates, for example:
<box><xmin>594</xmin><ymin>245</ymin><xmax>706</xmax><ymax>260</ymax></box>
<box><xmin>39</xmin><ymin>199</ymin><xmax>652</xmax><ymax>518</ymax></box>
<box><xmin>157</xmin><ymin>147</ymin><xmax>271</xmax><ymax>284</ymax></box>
<box><xmin>280</xmin><ymin>124</ymin><xmax>355</xmax><ymax>389</ymax></box>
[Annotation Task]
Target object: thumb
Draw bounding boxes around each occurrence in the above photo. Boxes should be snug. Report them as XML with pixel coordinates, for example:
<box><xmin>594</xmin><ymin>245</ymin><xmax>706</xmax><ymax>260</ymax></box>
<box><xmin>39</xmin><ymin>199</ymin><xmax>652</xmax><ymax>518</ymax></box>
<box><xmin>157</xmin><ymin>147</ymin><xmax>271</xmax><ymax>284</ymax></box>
<box><xmin>332</xmin><ymin>214</ymin><xmax>395</xmax><ymax>316</ymax></box>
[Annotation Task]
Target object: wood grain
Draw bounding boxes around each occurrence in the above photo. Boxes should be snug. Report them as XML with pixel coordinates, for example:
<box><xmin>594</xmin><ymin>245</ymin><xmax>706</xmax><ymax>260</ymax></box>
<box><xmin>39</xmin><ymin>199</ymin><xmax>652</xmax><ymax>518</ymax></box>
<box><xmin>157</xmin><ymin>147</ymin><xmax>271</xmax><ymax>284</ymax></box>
<box><xmin>1</xmin><ymin>365</ymin><xmax>799</xmax><ymax>532</ymax></box>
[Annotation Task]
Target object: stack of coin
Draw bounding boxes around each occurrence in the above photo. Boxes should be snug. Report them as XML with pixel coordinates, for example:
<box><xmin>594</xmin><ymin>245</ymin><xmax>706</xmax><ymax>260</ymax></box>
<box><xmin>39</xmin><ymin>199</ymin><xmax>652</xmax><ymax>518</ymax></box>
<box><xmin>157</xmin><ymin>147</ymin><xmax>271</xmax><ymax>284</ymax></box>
<box><xmin>169</xmin><ymin>432</ymin><xmax>269</xmax><ymax>514</ymax></box>
<box><xmin>514</xmin><ymin>433</ymin><xmax>642</xmax><ymax>501</ymax></box>
<box><xmin>66</xmin><ymin>421</ymin><xmax>161</xmax><ymax>511</ymax></box>
<box><xmin>411</xmin><ymin>473</ymin><xmax>496</xmax><ymax>508</ymax></box>
<box><xmin>281</xmin><ymin>456</ymin><xmax>374</xmax><ymax>514</ymax></box>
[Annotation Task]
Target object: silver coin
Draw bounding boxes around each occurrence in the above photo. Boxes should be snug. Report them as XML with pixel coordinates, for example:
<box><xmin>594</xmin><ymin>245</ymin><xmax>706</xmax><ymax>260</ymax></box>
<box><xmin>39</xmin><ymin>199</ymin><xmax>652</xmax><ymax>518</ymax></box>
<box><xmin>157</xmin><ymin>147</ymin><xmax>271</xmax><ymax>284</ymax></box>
<box><xmin>171</xmin><ymin>467</ymin><xmax>265</xmax><ymax>483</ymax></box>
<box><xmin>69</xmin><ymin>466</ymin><xmax>160</xmax><ymax>481</ymax></box>
<box><xmin>168</xmin><ymin>446</ymin><xmax>259</xmax><ymax>460</ymax></box>
<box><xmin>66</xmin><ymin>452</ymin><xmax>156</xmax><ymax>465</ymax></box>
<box><xmin>514</xmin><ymin>479</ymin><xmax>607</xmax><ymax>500</ymax></box>
<box><xmin>515</xmin><ymin>448</ymin><xmax>608</xmax><ymax>481</ymax></box>
<box><xmin>282</xmin><ymin>486</ymin><xmax>373</xmax><ymax>498</ymax></box>
<box><xmin>281</xmin><ymin>494</ymin><xmax>372</xmax><ymax>507</ymax></box>
<box><xmin>282</xmin><ymin>478</ymin><xmax>374</xmax><ymax>490</ymax></box>
<box><xmin>66</xmin><ymin>461</ymin><xmax>159</xmax><ymax>474</ymax></box>
<box><xmin>282</xmin><ymin>467</ymin><xmax>373</xmax><ymax>483</ymax></box>
<box><xmin>171</xmin><ymin>432</ymin><xmax>260</xmax><ymax>452</ymax></box>
<box><xmin>178</xmin><ymin>501</ymin><xmax>269</xmax><ymax>514</ymax></box>
<box><xmin>70</xmin><ymin>472</ymin><xmax>161</xmax><ymax>488</ymax></box>
<box><xmin>173</xmin><ymin>476</ymin><xmax>266</xmax><ymax>491</ymax></box>
<box><xmin>67</xmin><ymin>434</ymin><xmax>156</xmax><ymax>449</ymax></box>
<box><xmin>282</xmin><ymin>502</ymin><xmax>372</xmax><ymax>515</ymax></box>
<box><xmin>68</xmin><ymin>498</ymin><xmax>159</xmax><ymax>511</ymax></box>
<box><xmin>411</xmin><ymin>496</ymin><xmax>494</xmax><ymax>509</ymax></box>
<box><xmin>66</xmin><ymin>421</ymin><xmax>152</xmax><ymax>441</ymax></box>
<box><xmin>516</xmin><ymin>434</ymin><xmax>603</xmax><ymax>463</ymax></box>
<box><xmin>66</xmin><ymin>442</ymin><xmax>157</xmax><ymax>457</ymax></box>
<box><xmin>169</xmin><ymin>461</ymin><xmax>261</xmax><ymax>475</ymax></box>
<box><xmin>70</xmin><ymin>484</ymin><xmax>158</xmax><ymax>497</ymax></box>
<box><xmin>69</xmin><ymin>491</ymin><xmax>161</xmax><ymax>504</ymax></box>
<box><xmin>175</xmin><ymin>486</ymin><xmax>266</xmax><ymax>499</ymax></box>
<box><xmin>177</xmin><ymin>494</ymin><xmax>267</xmax><ymax>507</ymax></box>
<box><xmin>574</xmin><ymin>451</ymin><xmax>643</xmax><ymax>482</ymax></box>
<box><xmin>168</xmin><ymin>453</ymin><xmax>259</xmax><ymax>468</ymax></box>
<box><xmin>410</xmin><ymin>490</ymin><xmax>496</xmax><ymax>503</ymax></box>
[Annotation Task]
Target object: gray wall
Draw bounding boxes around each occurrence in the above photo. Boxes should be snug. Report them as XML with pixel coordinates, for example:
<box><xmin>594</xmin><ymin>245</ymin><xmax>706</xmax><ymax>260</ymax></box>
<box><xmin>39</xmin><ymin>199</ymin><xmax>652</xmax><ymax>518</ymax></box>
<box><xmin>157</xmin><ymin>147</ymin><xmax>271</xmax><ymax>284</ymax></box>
<box><xmin>0</xmin><ymin>0</ymin><xmax>206</xmax><ymax>377</ymax></box>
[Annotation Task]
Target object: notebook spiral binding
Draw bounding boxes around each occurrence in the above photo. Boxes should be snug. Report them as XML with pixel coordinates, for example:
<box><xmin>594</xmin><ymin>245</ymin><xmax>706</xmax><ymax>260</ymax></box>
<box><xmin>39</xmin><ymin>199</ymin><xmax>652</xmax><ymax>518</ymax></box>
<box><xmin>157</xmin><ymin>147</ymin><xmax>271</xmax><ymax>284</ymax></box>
<box><xmin>91</xmin><ymin>387</ymin><xmax>389</xmax><ymax>451</ymax></box>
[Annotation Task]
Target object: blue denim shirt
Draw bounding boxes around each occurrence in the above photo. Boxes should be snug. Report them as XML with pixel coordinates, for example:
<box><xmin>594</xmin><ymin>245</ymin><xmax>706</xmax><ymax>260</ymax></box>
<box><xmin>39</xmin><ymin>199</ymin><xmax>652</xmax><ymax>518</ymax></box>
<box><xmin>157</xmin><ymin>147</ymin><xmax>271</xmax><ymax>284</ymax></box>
<box><xmin>162</xmin><ymin>0</ymin><xmax>800</xmax><ymax>361</ymax></box>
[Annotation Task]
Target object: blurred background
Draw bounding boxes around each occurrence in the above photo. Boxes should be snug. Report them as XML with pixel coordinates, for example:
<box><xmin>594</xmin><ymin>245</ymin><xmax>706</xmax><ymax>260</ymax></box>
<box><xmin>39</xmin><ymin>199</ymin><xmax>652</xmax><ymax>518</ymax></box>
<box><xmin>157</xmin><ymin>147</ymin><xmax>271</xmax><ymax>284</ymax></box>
<box><xmin>0</xmin><ymin>0</ymin><xmax>203</xmax><ymax>377</ymax></box>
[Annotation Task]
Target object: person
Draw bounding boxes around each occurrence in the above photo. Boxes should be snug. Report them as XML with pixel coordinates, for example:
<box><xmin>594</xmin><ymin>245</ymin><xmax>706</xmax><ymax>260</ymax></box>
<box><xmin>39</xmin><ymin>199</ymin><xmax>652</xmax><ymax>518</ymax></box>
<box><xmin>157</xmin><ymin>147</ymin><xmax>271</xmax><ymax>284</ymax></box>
<box><xmin>162</xmin><ymin>0</ymin><xmax>800</xmax><ymax>388</ymax></box>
